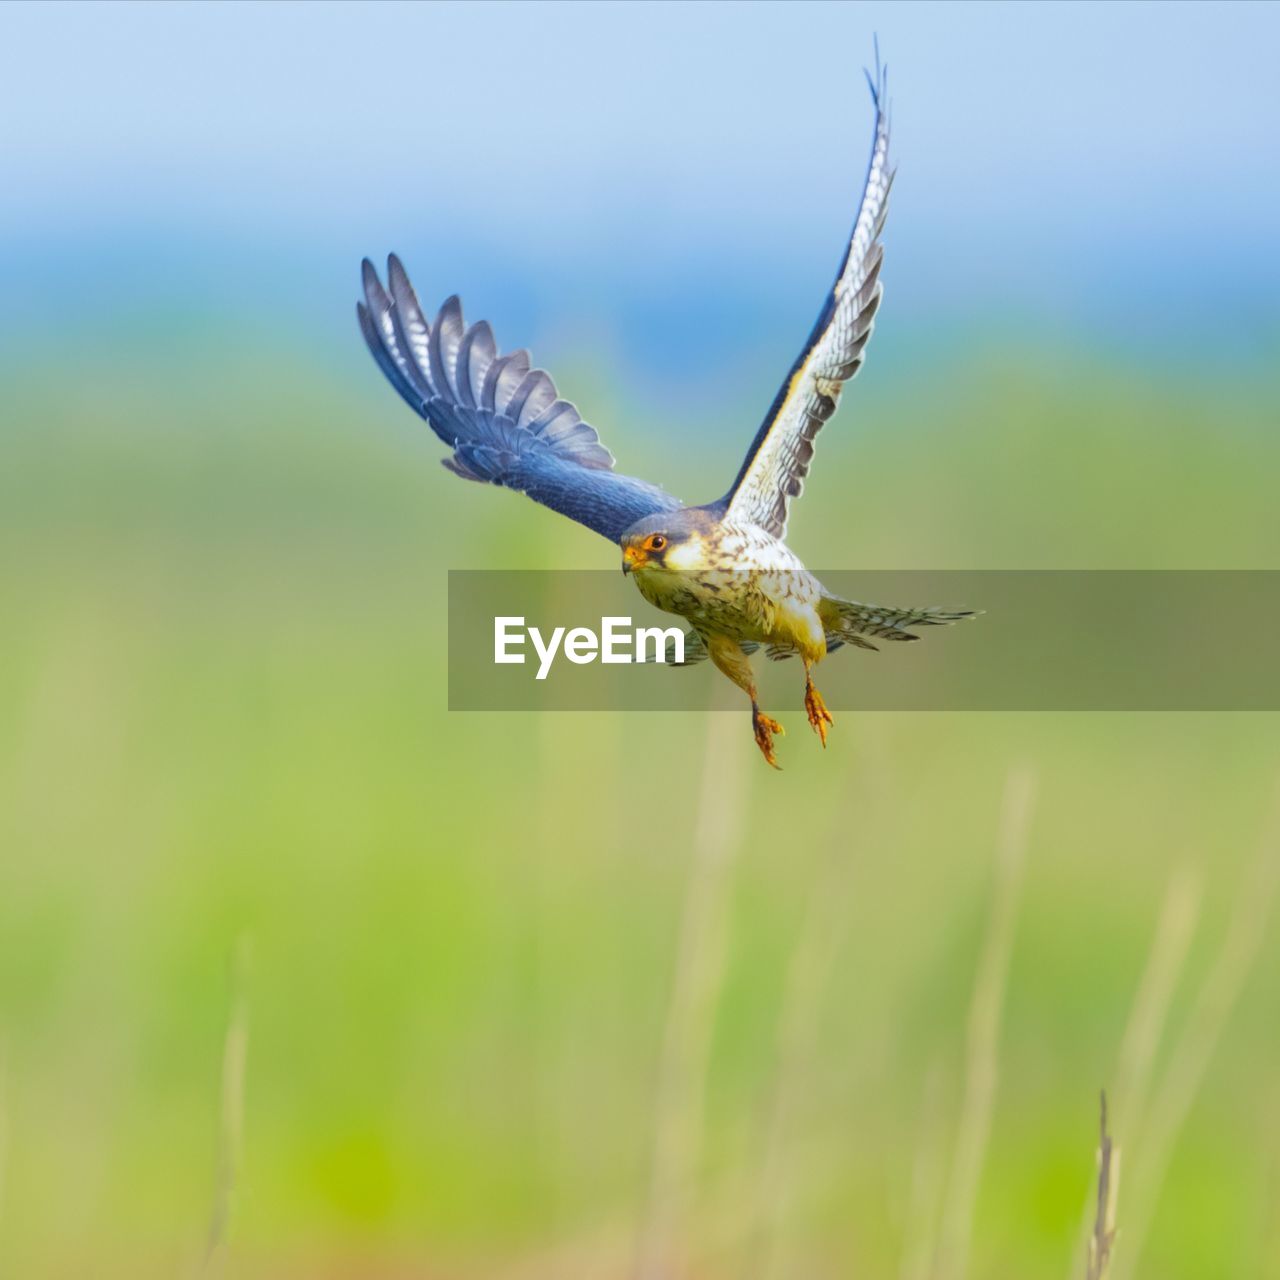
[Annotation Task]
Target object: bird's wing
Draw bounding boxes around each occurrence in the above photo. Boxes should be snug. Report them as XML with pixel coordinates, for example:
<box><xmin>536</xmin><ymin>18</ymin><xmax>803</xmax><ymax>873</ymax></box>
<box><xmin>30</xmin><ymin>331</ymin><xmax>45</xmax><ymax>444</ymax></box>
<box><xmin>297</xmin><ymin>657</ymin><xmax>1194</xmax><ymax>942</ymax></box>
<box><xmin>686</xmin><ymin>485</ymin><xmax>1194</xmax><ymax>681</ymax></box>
<box><xmin>358</xmin><ymin>256</ymin><xmax>682</xmax><ymax>543</ymax></box>
<box><xmin>719</xmin><ymin>58</ymin><xmax>892</xmax><ymax>539</ymax></box>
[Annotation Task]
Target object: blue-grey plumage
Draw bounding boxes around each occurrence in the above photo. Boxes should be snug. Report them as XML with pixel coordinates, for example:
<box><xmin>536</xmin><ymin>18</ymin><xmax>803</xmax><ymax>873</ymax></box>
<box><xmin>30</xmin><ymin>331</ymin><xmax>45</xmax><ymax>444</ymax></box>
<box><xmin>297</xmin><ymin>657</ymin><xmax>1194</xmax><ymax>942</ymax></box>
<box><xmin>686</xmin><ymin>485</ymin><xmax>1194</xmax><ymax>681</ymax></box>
<box><xmin>358</xmin><ymin>255</ymin><xmax>681</xmax><ymax>542</ymax></box>
<box><xmin>356</xmin><ymin>51</ymin><xmax>975</xmax><ymax>767</ymax></box>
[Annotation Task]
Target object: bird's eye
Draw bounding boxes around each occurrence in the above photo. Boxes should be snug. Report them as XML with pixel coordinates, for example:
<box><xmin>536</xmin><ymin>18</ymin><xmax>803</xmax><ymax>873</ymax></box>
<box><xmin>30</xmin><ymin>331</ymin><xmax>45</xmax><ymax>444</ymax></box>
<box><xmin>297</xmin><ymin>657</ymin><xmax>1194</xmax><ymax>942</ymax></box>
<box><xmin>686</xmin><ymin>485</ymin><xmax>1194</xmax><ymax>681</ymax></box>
<box><xmin>647</xmin><ymin>534</ymin><xmax>667</xmax><ymax>552</ymax></box>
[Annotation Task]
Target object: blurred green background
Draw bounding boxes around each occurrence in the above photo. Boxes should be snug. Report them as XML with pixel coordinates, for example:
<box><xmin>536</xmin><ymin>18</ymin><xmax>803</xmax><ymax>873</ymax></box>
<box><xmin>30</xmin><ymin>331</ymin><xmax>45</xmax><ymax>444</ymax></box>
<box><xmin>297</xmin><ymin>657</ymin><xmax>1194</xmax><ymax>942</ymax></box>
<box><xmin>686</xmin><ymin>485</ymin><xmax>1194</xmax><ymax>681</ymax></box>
<box><xmin>2</xmin><ymin>2</ymin><xmax>1279</xmax><ymax>1277</ymax></box>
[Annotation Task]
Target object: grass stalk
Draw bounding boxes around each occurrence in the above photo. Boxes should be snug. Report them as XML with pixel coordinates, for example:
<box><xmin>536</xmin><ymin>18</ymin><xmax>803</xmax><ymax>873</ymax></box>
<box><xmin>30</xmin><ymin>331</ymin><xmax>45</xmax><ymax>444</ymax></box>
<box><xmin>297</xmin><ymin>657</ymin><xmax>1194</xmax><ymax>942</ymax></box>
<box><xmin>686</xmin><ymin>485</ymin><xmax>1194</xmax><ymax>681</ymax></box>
<box><xmin>1065</xmin><ymin>867</ymin><xmax>1200</xmax><ymax>1280</ymax></box>
<box><xmin>0</xmin><ymin>1040</ymin><xmax>7</xmax><ymax>1244</ymax></box>
<box><xmin>899</xmin><ymin>1064</ymin><xmax>949</xmax><ymax>1280</ymax></box>
<box><xmin>1111</xmin><ymin>794</ymin><xmax>1280</xmax><ymax>1280</ymax></box>
<box><xmin>1086</xmin><ymin>1091</ymin><xmax>1120</xmax><ymax>1280</ymax></box>
<box><xmin>934</xmin><ymin>765</ymin><xmax>1037</xmax><ymax>1280</ymax></box>
<box><xmin>634</xmin><ymin>714</ymin><xmax>747</xmax><ymax>1280</ymax></box>
<box><xmin>748</xmin><ymin>833</ymin><xmax>852</xmax><ymax>1280</ymax></box>
<box><xmin>201</xmin><ymin>935</ymin><xmax>251</xmax><ymax>1274</ymax></box>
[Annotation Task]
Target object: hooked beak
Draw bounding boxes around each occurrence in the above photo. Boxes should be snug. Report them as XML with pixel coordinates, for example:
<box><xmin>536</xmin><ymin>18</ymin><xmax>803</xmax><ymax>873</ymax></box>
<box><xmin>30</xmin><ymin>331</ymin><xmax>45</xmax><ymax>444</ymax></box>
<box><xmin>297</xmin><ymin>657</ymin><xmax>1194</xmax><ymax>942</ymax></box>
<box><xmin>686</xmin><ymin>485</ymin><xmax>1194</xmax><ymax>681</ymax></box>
<box><xmin>622</xmin><ymin>544</ymin><xmax>645</xmax><ymax>576</ymax></box>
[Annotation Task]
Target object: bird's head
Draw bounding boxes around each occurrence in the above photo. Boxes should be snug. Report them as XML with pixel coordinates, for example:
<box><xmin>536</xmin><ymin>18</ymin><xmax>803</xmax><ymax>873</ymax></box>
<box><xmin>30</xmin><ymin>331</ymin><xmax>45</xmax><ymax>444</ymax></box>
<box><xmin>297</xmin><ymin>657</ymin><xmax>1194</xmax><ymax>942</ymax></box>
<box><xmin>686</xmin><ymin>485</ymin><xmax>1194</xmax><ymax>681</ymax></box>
<box><xmin>619</xmin><ymin>509</ymin><xmax>712</xmax><ymax>575</ymax></box>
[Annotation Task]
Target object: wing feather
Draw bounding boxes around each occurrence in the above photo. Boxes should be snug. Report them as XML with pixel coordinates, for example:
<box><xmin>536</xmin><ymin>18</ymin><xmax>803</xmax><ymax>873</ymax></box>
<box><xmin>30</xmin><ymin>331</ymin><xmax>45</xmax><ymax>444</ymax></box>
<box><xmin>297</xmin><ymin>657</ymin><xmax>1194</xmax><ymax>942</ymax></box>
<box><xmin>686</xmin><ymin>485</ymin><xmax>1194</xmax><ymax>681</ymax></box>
<box><xmin>386</xmin><ymin>256</ymin><xmax>437</xmax><ymax>397</ymax></box>
<box><xmin>358</xmin><ymin>256</ymin><xmax>681</xmax><ymax>542</ymax></box>
<box><xmin>428</xmin><ymin>295</ymin><xmax>463</xmax><ymax>402</ymax></box>
<box><xmin>356</xmin><ymin>300</ymin><xmax>421</xmax><ymax>412</ymax></box>
<box><xmin>453</xmin><ymin>321</ymin><xmax>489</xmax><ymax>409</ymax></box>
<box><xmin>720</xmin><ymin>56</ymin><xmax>894</xmax><ymax>538</ymax></box>
<box><xmin>490</xmin><ymin>351</ymin><xmax>530</xmax><ymax>415</ymax></box>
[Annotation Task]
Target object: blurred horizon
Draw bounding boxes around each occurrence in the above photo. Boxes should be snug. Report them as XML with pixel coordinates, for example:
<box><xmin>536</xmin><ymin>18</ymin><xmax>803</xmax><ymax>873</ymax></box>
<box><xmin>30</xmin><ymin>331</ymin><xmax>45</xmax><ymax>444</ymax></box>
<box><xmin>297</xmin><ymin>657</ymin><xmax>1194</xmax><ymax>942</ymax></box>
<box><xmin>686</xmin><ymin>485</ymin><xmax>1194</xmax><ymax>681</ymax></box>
<box><xmin>3</xmin><ymin>0</ymin><xmax>1279</xmax><ymax>405</ymax></box>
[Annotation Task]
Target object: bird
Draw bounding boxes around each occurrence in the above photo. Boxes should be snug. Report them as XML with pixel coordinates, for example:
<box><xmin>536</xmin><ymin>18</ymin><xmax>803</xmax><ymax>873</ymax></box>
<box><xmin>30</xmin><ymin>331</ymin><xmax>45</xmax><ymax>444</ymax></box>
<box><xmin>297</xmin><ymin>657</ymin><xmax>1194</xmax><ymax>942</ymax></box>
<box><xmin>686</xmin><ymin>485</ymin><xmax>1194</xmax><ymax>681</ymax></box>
<box><xmin>356</xmin><ymin>55</ymin><xmax>974</xmax><ymax>768</ymax></box>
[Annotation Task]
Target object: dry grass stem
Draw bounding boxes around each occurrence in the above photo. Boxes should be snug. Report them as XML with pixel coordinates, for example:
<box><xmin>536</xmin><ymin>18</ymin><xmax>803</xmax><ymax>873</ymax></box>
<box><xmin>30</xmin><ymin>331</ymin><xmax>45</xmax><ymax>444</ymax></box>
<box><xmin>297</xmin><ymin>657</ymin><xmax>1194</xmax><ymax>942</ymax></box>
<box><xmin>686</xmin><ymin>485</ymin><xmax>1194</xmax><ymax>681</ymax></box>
<box><xmin>1111</xmin><ymin>868</ymin><xmax>1202</xmax><ymax>1125</ymax></box>
<box><xmin>899</xmin><ymin>1064</ymin><xmax>949</xmax><ymax>1280</ymax></box>
<box><xmin>0</xmin><ymin>1041</ymin><xmax>7</xmax><ymax>1235</ymax></box>
<box><xmin>635</xmin><ymin>715</ymin><xmax>747</xmax><ymax>1280</ymax></box>
<box><xmin>934</xmin><ymin>765</ymin><xmax>1037</xmax><ymax>1280</ymax></box>
<box><xmin>1066</xmin><ymin>867</ymin><xmax>1200</xmax><ymax>1280</ymax></box>
<box><xmin>748</xmin><ymin>833</ymin><xmax>854</xmax><ymax>1280</ymax></box>
<box><xmin>202</xmin><ymin>935</ymin><xmax>251</xmax><ymax>1273</ymax></box>
<box><xmin>1112</xmin><ymin>795</ymin><xmax>1280</xmax><ymax>1280</ymax></box>
<box><xmin>1086</xmin><ymin>1091</ymin><xmax>1120</xmax><ymax>1280</ymax></box>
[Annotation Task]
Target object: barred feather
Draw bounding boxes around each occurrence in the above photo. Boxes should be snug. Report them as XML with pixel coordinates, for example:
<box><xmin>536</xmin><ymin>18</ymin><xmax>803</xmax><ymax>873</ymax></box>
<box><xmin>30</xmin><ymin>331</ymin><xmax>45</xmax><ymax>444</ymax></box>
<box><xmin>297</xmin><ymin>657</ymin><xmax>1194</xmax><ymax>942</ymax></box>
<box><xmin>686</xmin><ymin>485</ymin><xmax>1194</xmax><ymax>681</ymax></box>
<box><xmin>358</xmin><ymin>256</ymin><xmax>681</xmax><ymax>542</ymax></box>
<box><xmin>821</xmin><ymin>597</ymin><xmax>978</xmax><ymax>643</ymax></box>
<box><xmin>720</xmin><ymin>55</ymin><xmax>894</xmax><ymax>538</ymax></box>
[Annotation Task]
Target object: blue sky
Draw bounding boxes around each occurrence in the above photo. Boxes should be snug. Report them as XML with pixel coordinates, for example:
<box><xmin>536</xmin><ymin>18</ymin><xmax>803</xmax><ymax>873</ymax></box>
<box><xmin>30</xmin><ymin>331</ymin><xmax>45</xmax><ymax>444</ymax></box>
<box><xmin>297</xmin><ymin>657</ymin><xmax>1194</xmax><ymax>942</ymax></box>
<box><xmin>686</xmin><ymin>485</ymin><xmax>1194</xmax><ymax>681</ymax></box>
<box><xmin>2</xmin><ymin>1</ymin><xmax>1277</xmax><ymax>384</ymax></box>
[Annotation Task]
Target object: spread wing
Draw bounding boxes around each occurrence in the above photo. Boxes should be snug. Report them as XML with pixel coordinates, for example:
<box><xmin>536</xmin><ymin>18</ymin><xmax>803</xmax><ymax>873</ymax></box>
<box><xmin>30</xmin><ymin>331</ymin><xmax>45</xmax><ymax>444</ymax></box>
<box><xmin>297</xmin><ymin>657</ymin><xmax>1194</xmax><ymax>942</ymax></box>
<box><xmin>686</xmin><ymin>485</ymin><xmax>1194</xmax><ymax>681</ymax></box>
<box><xmin>720</xmin><ymin>59</ymin><xmax>893</xmax><ymax>539</ymax></box>
<box><xmin>358</xmin><ymin>256</ymin><xmax>682</xmax><ymax>542</ymax></box>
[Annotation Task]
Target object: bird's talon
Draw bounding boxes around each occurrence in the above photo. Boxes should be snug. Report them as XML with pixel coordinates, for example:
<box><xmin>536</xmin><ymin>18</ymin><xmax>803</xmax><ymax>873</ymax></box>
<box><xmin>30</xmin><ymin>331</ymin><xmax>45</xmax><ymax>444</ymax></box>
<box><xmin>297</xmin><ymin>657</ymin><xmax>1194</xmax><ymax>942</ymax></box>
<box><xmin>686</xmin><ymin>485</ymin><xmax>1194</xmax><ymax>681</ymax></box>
<box><xmin>752</xmin><ymin>708</ymin><xmax>785</xmax><ymax>769</ymax></box>
<box><xmin>804</xmin><ymin>681</ymin><xmax>834</xmax><ymax>747</ymax></box>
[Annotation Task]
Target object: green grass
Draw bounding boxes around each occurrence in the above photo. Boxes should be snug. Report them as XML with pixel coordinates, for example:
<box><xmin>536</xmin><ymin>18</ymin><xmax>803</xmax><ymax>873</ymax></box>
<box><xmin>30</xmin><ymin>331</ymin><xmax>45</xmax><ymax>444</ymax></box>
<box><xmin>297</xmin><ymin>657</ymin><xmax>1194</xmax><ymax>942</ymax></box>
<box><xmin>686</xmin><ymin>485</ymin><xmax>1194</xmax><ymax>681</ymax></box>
<box><xmin>1</xmin><ymin>345</ymin><xmax>1278</xmax><ymax>1277</ymax></box>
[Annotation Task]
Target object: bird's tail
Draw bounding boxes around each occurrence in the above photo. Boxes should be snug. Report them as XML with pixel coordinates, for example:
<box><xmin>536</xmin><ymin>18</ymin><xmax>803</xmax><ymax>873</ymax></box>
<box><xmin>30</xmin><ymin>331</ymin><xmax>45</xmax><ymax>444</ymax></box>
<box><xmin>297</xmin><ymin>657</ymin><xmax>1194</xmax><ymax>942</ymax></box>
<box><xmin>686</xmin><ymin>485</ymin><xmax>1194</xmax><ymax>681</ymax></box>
<box><xmin>816</xmin><ymin>595</ymin><xmax>978</xmax><ymax>651</ymax></box>
<box><xmin>655</xmin><ymin>600</ymin><xmax>976</xmax><ymax>668</ymax></box>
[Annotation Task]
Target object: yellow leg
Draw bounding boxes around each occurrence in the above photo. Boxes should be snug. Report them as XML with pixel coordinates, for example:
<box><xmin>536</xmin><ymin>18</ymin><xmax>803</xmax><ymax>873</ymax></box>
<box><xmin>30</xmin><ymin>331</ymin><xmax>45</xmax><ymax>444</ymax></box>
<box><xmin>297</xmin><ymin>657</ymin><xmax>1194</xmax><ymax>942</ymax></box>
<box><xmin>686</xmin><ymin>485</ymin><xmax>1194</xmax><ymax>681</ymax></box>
<box><xmin>802</xmin><ymin>658</ymin><xmax>834</xmax><ymax>747</ymax></box>
<box><xmin>706</xmin><ymin>632</ymin><xmax>784</xmax><ymax>770</ymax></box>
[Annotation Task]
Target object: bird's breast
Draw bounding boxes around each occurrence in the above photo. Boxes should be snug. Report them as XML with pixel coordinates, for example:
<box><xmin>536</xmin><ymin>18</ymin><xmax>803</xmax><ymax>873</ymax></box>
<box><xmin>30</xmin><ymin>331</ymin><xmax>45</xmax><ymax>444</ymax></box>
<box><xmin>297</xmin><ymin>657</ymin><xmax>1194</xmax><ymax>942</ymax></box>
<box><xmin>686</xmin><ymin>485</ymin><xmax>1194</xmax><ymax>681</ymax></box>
<box><xmin>631</xmin><ymin>559</ymin><xmax>823</xmax><ymax>652</ymax></box>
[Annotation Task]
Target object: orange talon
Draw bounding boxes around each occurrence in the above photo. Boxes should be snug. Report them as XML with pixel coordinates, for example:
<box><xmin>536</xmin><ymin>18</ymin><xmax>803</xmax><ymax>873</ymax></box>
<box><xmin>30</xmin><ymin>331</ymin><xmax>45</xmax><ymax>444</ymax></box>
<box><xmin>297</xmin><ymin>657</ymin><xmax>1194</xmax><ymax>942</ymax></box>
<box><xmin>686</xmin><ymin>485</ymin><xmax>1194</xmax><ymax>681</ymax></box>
<box><xmin>752</xmin><ymin>703</ymin><xmax>785</xmax><ymax>770</ymax></box>
<box><xmin>804</xmin><ymin>679</ymin><xmax>834</xmax><ymax>747</ymax></box>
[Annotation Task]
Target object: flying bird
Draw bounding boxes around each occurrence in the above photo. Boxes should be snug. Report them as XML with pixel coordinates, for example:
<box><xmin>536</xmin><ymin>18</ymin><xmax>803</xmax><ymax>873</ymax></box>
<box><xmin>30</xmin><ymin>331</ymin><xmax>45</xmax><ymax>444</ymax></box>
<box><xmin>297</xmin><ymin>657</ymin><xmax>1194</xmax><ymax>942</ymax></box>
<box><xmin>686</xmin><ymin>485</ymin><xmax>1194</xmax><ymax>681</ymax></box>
<box><xmin>357</xmin><ymin>58</ymin><xmax>973</xmax><ymax>768</ymax></box>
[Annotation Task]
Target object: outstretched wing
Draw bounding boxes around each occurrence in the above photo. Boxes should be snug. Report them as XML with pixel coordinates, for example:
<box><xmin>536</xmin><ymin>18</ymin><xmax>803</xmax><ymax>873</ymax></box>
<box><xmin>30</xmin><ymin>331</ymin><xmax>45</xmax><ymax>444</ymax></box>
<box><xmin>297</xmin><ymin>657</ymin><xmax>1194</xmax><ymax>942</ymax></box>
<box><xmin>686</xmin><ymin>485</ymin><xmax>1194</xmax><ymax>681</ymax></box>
<box><xmin>720</xmin><ymin>58</ymin><xmax>893</xmax><ymax>539</ymax></box>
<box><xmin>358</xmin><ymin>256</ymin><xmax>682</xmax><ymax>542</ymax></box>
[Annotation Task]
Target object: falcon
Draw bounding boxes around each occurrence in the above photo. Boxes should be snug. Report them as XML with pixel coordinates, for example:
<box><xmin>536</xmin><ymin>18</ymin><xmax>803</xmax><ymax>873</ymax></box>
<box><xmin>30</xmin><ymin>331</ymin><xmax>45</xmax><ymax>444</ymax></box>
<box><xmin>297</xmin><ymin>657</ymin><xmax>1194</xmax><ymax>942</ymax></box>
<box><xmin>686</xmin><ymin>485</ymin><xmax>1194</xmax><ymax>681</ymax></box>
<box><xmin>357</xmin><ymin>58</ymin><xmax>973</xmax><ymax>768</ymax></box>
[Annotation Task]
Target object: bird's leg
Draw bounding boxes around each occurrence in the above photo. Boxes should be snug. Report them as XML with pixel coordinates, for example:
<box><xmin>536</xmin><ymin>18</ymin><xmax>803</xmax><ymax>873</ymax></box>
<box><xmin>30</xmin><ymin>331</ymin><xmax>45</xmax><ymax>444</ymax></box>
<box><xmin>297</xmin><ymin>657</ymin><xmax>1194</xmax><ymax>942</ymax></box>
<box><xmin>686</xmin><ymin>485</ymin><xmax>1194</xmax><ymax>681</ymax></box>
<box><xmin>803</xmin><ymin>658</ymin><xmax>834</xmax><ymax>747</ymax></box>
<box><xmin>751</xmin><ymin>700</ymin><xmax>785</xmax><ymax>770</ymax></box>
<box><xmin>706</xmin><ymin>632</ymin><xmax>784</xmax><ymax>770</ymax></box>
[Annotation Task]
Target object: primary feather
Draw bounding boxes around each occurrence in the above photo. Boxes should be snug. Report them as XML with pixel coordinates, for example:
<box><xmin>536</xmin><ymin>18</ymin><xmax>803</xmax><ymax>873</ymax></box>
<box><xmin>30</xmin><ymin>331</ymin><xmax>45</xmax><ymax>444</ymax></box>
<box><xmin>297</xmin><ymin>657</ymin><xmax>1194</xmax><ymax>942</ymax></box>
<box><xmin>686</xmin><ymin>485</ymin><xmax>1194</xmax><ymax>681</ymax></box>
<box><xmin>358</xmin><ymin>256</ymin><xmax>681</xmax><ymax>542</ymax></box>
<box><xmin>718</xmin><ymin>56</ymin><xmax>894</xmax><ymax>538</ymax></box>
